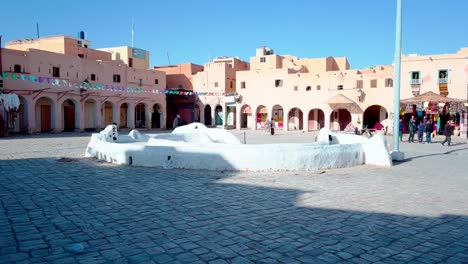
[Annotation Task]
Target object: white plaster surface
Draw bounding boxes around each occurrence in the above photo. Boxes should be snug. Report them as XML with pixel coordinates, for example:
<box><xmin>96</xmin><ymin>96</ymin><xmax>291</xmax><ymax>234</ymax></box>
<box><xmin>85</xmin><ymin>124</ymin><xmax>392</xmax><ymax>171</ymax></box>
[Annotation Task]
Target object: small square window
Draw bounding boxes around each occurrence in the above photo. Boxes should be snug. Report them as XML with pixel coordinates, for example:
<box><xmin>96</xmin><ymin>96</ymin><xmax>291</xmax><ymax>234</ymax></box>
<box><xmin>438</xmin><ymin>70</ymin><xmax>448</xmax><ymax>84</ymax></box>
<box><xmin>14</xmin><ymin>64</ymin><xmax>22</xmax><ymax>73</ymax></box>
<box><xmin>356</xmin><ymin>80</ymin><xmax>363</xmax><ymax>89</ymax></box>
<box><xmin>260</xmin><ymin>57</ymin><xmax>266</xmax><ymax>63</ymax></box>
<box><xmin>155</xmin><ymin>79</ymin><xmax>159</xmax><ymax>85</ymax></box>
<box><xmin>52</xmin><ymin>67</ymin><xmax>60</xmax><ymax>77</ymax></box>
<box><xmin>337</xmin><ymin>85</ymin><xmax>343</xmax><ymax>90</ymax></box>
<box><xmin>214</xmin><ymin>82</ymin><xmax>218</xmax><ymax>87</ymax></box>
<box><xmin>113</xmin><ymin>74</ymin><xmax>121</xmax><ymax>83</ymax></box>
<box><xmin>230</xmin><ymin>81</ymin><xmax>233</xmax><ymax>89</ymax></box>
<box><xmin>241</xmin><ymin>81</ymin><xmax>246</xmax><ymax>89</ymax></box>
<box><xmin>138</xmin><ymin>79</ymin><xmax>143</xmax><ymax>87</ymax></box>
<box><xmin>370</xmin><ymin>79</ymin><xmax>377</xmax><ymax>88</ymax></box>
<box><xmin>78</xmin><ymin>54</ymin><xmax>84</xmax><ymax>58</ymax></box>
<box><xmin>90</xmin><ymin>74</ymin><xmax>96</xmax><ymax>81</ymax></box>
<box><xmin>306</xmin><ymin>86</ymin><xmax>311</xmax><ymax>91</ymax></box>
<box><xmin>385</xmin><ymin>78</ymin><xmax>393</xmax><ymax>87</ymax></box>
<box><xmin>275</xmin><ymin>79</ymin><xmax>283</xmax><ymax>87</ymax></box>
<box><xmin>316</xmin><ymin>85</ymin><xmax>321</xmax><ymax>90</ymax></box>
<box><xmin>294</xmin><ymin>86</ymin><xmax>298</xmax><ymax>91</ymax></box>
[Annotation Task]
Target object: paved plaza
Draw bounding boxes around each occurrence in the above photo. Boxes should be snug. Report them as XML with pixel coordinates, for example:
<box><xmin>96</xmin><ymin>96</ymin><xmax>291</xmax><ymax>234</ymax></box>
<box><xmin>1</xmin><ymin>130</ymin><xmax>468</xmax><ymax>263</ymax></box>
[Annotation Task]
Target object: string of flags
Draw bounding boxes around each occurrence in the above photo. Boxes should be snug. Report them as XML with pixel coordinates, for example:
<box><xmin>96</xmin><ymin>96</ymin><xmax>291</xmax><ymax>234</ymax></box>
<box><xmin>0</xmin><ymin>72</ymin><xmax>238</xmax><ymax>97</ymax></box>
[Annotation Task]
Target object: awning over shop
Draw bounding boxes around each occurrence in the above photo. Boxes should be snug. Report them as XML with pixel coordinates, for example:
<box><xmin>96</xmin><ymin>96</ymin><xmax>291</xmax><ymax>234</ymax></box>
<box><xmin>401</xmin><ymin>91</ymin><xmax>464</xmax><ymax>104</ymax></box>
<box><xmin>327</xmin><ymin>94</ymin><xmax>362</xmax><ymax>113</ymax></box>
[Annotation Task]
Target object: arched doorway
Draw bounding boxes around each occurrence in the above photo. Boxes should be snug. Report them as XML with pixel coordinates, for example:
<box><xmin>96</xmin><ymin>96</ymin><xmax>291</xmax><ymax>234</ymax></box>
<box><xmin>152</xmin><ymin>104</ymin><xmax>161</xmax><ymax>128</ymax></box>
<box><xmin>194</xmin><ymin>104</ymin><xmax>201</xmax><ymax>123</ymax></box>
<box><xmin>330</xmin><ymin>109</ymin><xmax>351</xmax><ymax>131</ymax></box>
<box><xmin>120</xmin><ymin>103</ymin><xmax>129</xmax><ymax>128</ymax></box>
<box><xmin>215</xmin><ymin>105</ymin><xmax>223</xmax><ymax>126</ymax></box>
<box><xmin>256</xmin><ymin>105</ymin><xmax>268</xmax><ymax>129</ymax></box>
<box><xmin>84</xmin><ymin>99</ymin><xmax>97</xmax><ymax>131</ymax></box>
<box><xmin>135</xmin><ymin>103</ymin><xmax>146</xmax><ymax>128</ymax></box>
<box><xmin>204</xmin><ymin>105</ymin><xmax>212</xmax><ymax>126</ymax></box>
<box><xmin>103</xmin><ymin>101</ymin><xmax>114</xmax><ymax>127</ymax></box>
<box><xmin>288</xmin><ymin>107</ymin><xmax>303</xmax><ymax>130</ymax></box>
<box><xmin>308</xmin><ymin>108</ymin><xmax>324</xmax><ymax>131</ymax></box>
<box><xmin>35</xmin><ymin>97</ymin><xmax>55</xmax><ymax>132</ymax></box>
<box><xmin>241</xmin><ymin>104</ymin><xmax>252</xmax><ymax>129</ymax></box>
<box><xmin>363</xmin><ymin>105</ymin><xmax>388</xmax><ymax>129</ymax></box>
<box><xmin>63</xmin><ymin>99</ymin><xmax>76</xmax><ymax>132</ymax></box>
<box><xmin>272</xmin><ymin>104</ymin><xmax>284</xmax><ymax>129</ymax></box>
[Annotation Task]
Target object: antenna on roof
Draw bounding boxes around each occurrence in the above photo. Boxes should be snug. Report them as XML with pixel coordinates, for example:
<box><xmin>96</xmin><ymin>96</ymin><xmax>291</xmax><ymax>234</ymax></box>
<box><xmin>36</xmin><ymin>22</ymin><xmax>40</xmax><ymax>38</ymax></box>
<box><xmin>166</xmin><ymin>52</ymin><xmax>171</xmax><ymax>65</ymax></box>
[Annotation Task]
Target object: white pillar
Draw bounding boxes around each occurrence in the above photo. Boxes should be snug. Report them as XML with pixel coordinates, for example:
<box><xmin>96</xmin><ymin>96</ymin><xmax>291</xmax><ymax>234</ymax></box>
<box><xmin>302</xmin><ymin>110</ymin><xmax>308</xmax><ymax>132</ymax></box>
<box><xmin>211</xmin><ymin>105</ymin><xmax>216</xmax><ymax>127</ymax></box>
<box><xmin>325</xmin><ymin>110</ymin><xmax>331</xmax><ymax>130</ymax></box>
<box><xmin>127</xmin><ymin>103</ymin><xmax>135</xmax><ymax>129</ymax></box>
<box><xmin>236</xmin><ymin>105</ymin><xmax>241</xmax><ymax>130</ymax></box>
<box><xmin>222</xmin><ymin>104</ymin><xmax>227</xmax><ymax>128</ymax></box>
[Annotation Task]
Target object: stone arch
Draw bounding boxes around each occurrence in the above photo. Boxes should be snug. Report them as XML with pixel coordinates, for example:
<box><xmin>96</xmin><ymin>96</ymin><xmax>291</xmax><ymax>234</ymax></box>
<box><xmin>330</xmin><ymin>109</ymin><xmax>351</xmax><ymax>131</ymax></box>
<box><xmin>287</xmin><ymin>107</ymin><xmax>303</xmax><ymax>130</ymax></box>
<box><xmin>204</xmin><ymin>105</ymin><xmax>212</xmax><ymax>126</ymax></box>
<box><xmin>152</xmin><ymin>103</ymin><xmax>162</xmax><ymax>128</ymax></box>
<box><xmin>271</xmin><ymin>104</ymin><xmax>284</xmax><ymax>129</ymax></box>
<box><xmin>102</xmin><ymin>101</ymin><xmax>115</xmax><ymax>127</ymax></box>
<box><xmin>135</xmin><ymin>102</ymin><xmax>147</xmax><ymax>128</ymax></box>
<box><xmin>119</xmin><ymin>103</ymin><xmax>129</xmax><ymax>128</ymax></box>
<box><xmin>62</xmin><ymin>99</ymin><xmax>79</xmax><ymax>132</ymax></box>
<box><xmin>241</xmin><ymin>104</ymin><xmax>252</xmax><ymax>129</ymax></box>
<box><xmin>363</xmin><ymin>105</ymin><xmax>388</xmax><ymax>129</ymax></box>
<box><xmin>35</xmin><ymin>96</ymin><xmax>55</xmax><ymax>132</ymax></box>
<box><xmin>215</xmin><ymin>105</ymin><xmax>223</xmax><ymax>126</ymax></box>
<box><xmin>308</xmin><ymin>108</ymin><xmax>325</xmax><ymax>131</ymax></box>
<box><xmin>256</xmin><ymin>105</ymin><xmax>268</xmax><ymax>129</ymax></box>
<box><xmin>84</xmin><ymin>98</ymin><xmax>98</xmax><ymax>131</ymax></box>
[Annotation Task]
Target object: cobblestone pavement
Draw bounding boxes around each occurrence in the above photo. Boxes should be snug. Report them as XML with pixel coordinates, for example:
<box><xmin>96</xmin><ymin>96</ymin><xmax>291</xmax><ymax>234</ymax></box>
<box><xmin>1</xmin><ymin>131</ymin><xmax>468</xmax><ymax>263</ymax></box>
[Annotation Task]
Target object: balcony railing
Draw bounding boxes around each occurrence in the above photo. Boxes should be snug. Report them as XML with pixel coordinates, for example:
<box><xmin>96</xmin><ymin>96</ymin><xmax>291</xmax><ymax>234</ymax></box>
<box><xmin>410</xmin><ymin>79</ymin><xmax>421</xmax><ymax>85</ymax></box>
<box><xmin>438</xmin><ymin>78</ymin><xmax>448</xmax><ymax>84</ymax></box>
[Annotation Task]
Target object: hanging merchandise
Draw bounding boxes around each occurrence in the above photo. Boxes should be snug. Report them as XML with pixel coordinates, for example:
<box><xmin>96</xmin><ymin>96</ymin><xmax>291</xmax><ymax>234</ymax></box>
<box><xmin>1</xmin><ymin>72</ymin><xmax>238</xmax><ymax>97</ymax></box>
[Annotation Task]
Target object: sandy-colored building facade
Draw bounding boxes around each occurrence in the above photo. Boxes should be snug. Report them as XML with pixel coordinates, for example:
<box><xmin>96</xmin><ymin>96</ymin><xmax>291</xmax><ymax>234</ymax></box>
<box><xmin>1</xmin><ymin>35</ymin><xmax>166</xmax><ymax>134</ymax></box>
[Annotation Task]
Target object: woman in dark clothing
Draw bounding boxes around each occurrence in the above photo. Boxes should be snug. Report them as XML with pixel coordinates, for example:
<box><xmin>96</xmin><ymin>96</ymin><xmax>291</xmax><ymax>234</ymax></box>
<box><xmin>425</xmin><ymin>120</ymin><xmax>433</xmax><ymax>144</ymax></box>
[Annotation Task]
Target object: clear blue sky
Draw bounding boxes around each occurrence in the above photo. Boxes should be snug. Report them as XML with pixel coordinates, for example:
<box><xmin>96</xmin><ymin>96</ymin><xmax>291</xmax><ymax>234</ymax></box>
<box><xmin>2</xmin><ymin>0</ymin><xmax>467</xmax><ymax>69</ymax></box>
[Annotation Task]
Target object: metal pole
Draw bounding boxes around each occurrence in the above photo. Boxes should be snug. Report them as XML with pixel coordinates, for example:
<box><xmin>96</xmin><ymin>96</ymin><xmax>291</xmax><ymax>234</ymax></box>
<box><xmin>392</xmin><ymin>0</ymin><xmax>403</xmax><ymax>157</ymax></box>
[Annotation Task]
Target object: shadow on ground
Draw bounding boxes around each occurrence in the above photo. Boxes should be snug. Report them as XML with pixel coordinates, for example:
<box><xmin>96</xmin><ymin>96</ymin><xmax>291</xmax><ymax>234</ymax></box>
<box><xmin>0</xmin><ymin>157</ymin><xmax>467</xmax><ymax>263</ymax></box>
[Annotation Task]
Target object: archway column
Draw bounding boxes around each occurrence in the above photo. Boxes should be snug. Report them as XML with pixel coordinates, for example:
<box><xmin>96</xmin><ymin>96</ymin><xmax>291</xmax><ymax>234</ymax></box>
<box><xmin>222</xmin><ymin>104</ymin><xmax>227</xmax><ymax>128</ymax></box>
<box><xmin>26</xmin><ymin>96</ymin><xmax>36</xmax><ymax>134</ymax></box>
<box><xmin>303</xmin><ymin>111</ymin><xmax>309</xmax><ymax>132</ymax></box>
<box><xmin>283</xmin><ymin>110</ymin><xmax>289</xmax><ymax>132</ymax></box>
<box><xmin>127</xmin><ymin>103</ymin><xmax>135</xmax><ymax>129</ymax></box>
<box><xmin>211</xmin><ymin>105</ymin><xmax>216</xmax><ymax>128</ymax></box>
<box><xmin>78</xmin><ymin>99</ymin><xmax>86</xmax><ymax>132</ymax></box>
<box><xmin>145</xmin><ymin>104</ymin><xmax>151</xmax><ymax>129</ymax></box>
<box><xmin>324</xmin><ymin>110</ymin><xmax>331</xmax><ymax>130</ymax></box>
<box><xmin>252</xmin><ymin>105</ymin><xmax>257</xmax><ymax>131</ymax></box>
<box><xmin>96</xmin><ymin>99</ymin><xmax>102</xmax><ymax>131</ymax></box>
<box><xmin>236</xmin><ymin>105</ymin><xmax>241</xmax><ymax>130</ymax></box>
<box><xmin>54</xmin><ymin>98</ymin><xmax>62</xmax><ymax>132</ymax></box>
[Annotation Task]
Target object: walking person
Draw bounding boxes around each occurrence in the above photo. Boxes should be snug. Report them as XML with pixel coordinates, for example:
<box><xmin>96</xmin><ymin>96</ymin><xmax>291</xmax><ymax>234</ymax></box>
<box><xmin>441</xmin><ymin>120</ymin><xmax>453</xmax><ymax>146</ymax></box>
<box><xmin>408</xmin><ymin>116</ymin><xmax>416</xmax><ymax>143</ymax></box>
<box><xmin>399</xmin><ymin>119</ymin><xmax>404</xmax><ymax>142</ymax></box>
<box><xmin>417</xmin><ymin>120</ymin><xmax>425</xmax><ymax>143</ymax></box>
<box><xmin>425</xmin><ymin>119</ymin><xmax>433</xmax><ymax>144</ymax></box>
<box><xmin>269</xmin><ymin>118</ymin><xmax>275</xmax><ymax>135</ymax></box>
<box><xmin>172</xmin><ymin>114</ymin><xmax>181</xmax><ymax>129</ymax></box>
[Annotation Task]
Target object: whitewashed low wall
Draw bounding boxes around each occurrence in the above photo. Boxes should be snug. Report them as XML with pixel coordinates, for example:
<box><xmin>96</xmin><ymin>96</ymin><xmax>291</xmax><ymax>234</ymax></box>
<box><xmin>85</xmin><ymin>124</ymin><xmax>367</xmax><ymax>171</ymax></box>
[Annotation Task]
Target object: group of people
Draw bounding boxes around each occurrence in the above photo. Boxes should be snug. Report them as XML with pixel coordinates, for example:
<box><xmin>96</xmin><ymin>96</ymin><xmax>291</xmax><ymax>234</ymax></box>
<box><xmin>264</xmin><ymin>118</ymin><xmax>275</xmax><ymax>135</ymax></box>
<box><xmin>401</xmin><ymin>115</ymin><xmax>453</xmax><ymax>146</ymax></box>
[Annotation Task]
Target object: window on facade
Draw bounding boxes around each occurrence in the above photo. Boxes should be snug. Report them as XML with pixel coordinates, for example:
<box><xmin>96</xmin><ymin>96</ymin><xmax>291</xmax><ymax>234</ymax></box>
<box><xmin>316</xmin><ymin>85</ymin><xmax>321</xmax><ymax>90</ymax></box>
<box><xmin>90</xmin><ymin>74</ymin><xmax>96</xmax><ymax>81</ymax></box>
<box><xmin>67</xmin><ymin>72</ymin><xmax>69</xmax><ymax>77</ymax></box>
<box><xmin>214</xmin><ymin>82</ymin><xmax>218</xmax><ymax>87</ymax></box>
<box><xmin>228</xmin><ymin>64</ymin><xmax>233</xmax><ymax>68</ymax></box>
<box><xmin>370</xmin><ymin>79</ymin><xmax>377</xmax><ymax>88</ymax></box>
<box><xmin>52</xmin><ymin>67</ymin><xmax>60</xmax><ymax>77</ymax></box>
<box><xmin>275</xmin><ymin>79</ymin><xmax>283</xmax><ymax>87</ymax></box>
<box><xmin>294</xmin><ymin>86</ymin><xmax>298</xmax><ymax>91</ymax></box>
<box><xmin>78</xmin><ymin>54</ymin><xmax>84</xmax><ymax>58</ymax></box>
<box><xmin>155</xmin><ymin>79</ymin><xmax>159</xmax><ymax>84</ymax></box>
<box><xmin>38</xmin><ymin>67</ymin><xmax>40</xmax><ymax>73</ymax></box>
<box><xmin>356</xmin><ymin>80</ymin><xmax>363</xmax><ymax>88</ymax></box>
<box><xmin>438</xmin><ymin>69</ymin><xmax>448</xmax><ymax>84</ymax></box>
<box><xmin>410</xmin><ymin>71</ymin><xmax>421</xmax><ymax>84</ymax></box>
<box><xmin>337</xmin><ymin>85</ymin><xmax>343</xmax><ymax>90</ymax></box>
<box><xmin>230</xmin><ymin>81</ymin><xmax>233</xmax><ymax>89</ymax></box>
<box><xmin>241</xmin><ymin>81</ymin><xmax>246</xmax><ymax>89</ymax></box>
<box><xmin>113</xmin><ymin>74</ymin><xmax>121</xmax><ymax>83</ymax></box>
<box><xmin>306</xmin><ymin>86</ymin><xmax>311</xmax><ymax>91</ymax></box>
<box><xmin>385</xmin><ymin>78</ymin><xmax>393</xmax><ymax>87</ymax></box>
<box><xmin>14</xmin><ymin>64</ymin><xmax>22</xmax><ymax>73</ymax></box>
<box><xmin>260</xmin><ymin>57</ymin><xmax>266</xmax><ymax>63</ymax></box>
<box><xmin>129</xmin><ymin>58</ymin><xmax>133</xmax><ymax>68</ymax></box>
<box><xmin>138</xmin><ymin>79</ymin><xmax>143</xmax><ymax>87</ymax></box>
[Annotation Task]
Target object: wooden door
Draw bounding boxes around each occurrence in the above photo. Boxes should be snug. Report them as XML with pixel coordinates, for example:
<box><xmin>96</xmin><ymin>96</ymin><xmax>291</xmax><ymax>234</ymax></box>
<box><xmin>64</xmin><ymin>106</ymin><xmax>75</xmax><ymax>131</ymax></box>
<box><xmin>40</xmin><ymin>105</ymin><xmax>51</xmax><ymax>132</ymax></box>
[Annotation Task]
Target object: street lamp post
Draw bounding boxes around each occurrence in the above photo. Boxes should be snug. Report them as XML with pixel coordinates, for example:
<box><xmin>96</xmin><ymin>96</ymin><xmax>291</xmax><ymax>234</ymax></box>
<box><xmin>391</xmin><ymin>0</ymin><xmax>405</xmax><ymax>161</ymax></box>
